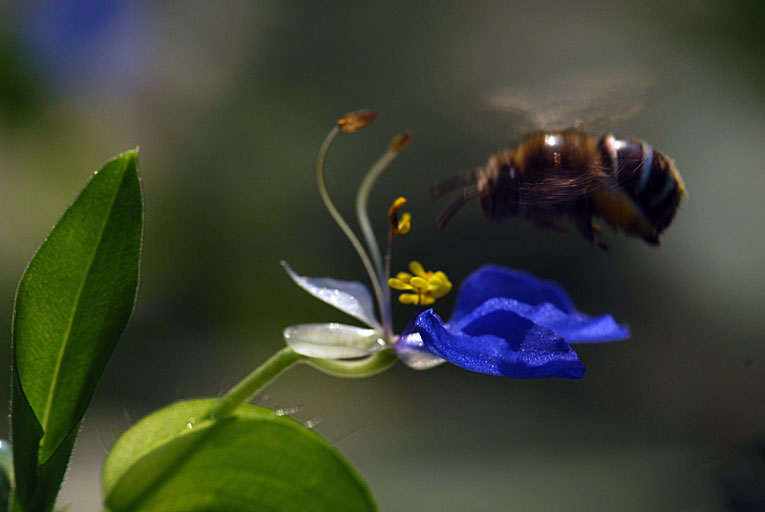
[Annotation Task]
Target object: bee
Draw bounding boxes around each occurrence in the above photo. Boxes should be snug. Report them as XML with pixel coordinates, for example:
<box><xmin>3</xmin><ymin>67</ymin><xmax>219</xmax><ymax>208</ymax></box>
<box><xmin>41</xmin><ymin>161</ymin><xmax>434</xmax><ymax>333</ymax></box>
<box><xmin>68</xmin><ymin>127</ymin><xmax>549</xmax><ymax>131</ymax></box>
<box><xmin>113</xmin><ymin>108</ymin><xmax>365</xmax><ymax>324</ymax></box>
<box><xmin>430</xmin><ymin>82</ymin><xmax>685</xmax><ymax>249</ymax></box>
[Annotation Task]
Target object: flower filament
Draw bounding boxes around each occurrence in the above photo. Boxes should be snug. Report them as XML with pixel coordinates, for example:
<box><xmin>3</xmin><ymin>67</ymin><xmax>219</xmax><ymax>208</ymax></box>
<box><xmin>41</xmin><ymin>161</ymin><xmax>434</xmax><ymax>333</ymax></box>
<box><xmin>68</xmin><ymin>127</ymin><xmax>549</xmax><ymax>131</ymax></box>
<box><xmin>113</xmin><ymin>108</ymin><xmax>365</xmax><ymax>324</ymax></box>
<box><xmin>316</xmin><ymin>110</ymin><xmax>412</xmax><ymax>341</ymax></box>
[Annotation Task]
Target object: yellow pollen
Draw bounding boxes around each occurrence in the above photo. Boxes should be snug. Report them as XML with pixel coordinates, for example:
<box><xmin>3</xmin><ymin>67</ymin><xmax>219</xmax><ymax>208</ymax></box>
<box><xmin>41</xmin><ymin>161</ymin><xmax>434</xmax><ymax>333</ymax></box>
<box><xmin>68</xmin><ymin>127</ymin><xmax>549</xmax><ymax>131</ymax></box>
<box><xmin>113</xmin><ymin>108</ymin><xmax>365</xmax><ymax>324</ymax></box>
<box><xmin>388</xmin><ymin>261</ymin><xmax>452</xmax><ymax>306</ymax></box>
<box><xmin>388</xmin><ymin>196</ymin><xmax>411</xmax><ymax>236</ymax></box>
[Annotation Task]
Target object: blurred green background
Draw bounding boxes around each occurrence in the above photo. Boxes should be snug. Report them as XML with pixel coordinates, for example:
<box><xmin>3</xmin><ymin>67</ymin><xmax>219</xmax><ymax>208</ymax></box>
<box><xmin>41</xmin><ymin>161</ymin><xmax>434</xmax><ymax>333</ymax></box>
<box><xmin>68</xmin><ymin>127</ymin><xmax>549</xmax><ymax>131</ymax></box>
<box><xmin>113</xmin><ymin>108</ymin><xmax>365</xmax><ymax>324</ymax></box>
<box><xmin>1</xmin><ymin>1</ymin><xmax>764</xmax><ymax>510</ymax></box>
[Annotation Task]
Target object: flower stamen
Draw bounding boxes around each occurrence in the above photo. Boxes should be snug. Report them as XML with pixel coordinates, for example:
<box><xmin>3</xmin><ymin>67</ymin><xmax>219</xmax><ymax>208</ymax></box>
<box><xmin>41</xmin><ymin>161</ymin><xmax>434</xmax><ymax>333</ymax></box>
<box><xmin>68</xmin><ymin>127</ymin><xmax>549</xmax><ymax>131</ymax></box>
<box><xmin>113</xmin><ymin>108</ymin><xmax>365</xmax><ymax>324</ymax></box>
<box><xmin>388</xmin><ymin>261</ymin><xmax>452</xmax><ymax>306</ymax></box>
<box><xmin>356</xmin><ymin>130</ymin><xmax>413</xmax><ymax>280</ymax></box>
<box><xmin>353</xmin><ymin>130</ymin><xmax>412</xmax><ymax>340</ymax></box>
<box><xmin>316</xmin><ymin>111</ymin><xmax>386</xmax><ymax>328</ymax></box>
<box><xmin>337</xmin><ymin>109</ymin><xmax>377</xmax><ymax>132</ymax></box>
<box><xmin>388</xmin><ymin>197</ymin><xmax>411</xmax><ymax>236</ymax></box>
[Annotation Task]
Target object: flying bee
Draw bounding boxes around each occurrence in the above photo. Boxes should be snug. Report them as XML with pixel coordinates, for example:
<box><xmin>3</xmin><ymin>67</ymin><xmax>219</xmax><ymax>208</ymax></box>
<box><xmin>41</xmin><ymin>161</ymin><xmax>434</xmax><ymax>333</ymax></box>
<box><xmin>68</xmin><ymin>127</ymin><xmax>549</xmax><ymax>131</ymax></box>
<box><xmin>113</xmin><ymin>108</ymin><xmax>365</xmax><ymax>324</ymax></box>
<box><xmin>430</xmin><ymin>131</ymin><xmax>685</xmax><ymax>248</ymax></box>
<box><xmin>430</xmin><ymin>79</ymin><xmax>686</xmax><ymax>248</ymax></box>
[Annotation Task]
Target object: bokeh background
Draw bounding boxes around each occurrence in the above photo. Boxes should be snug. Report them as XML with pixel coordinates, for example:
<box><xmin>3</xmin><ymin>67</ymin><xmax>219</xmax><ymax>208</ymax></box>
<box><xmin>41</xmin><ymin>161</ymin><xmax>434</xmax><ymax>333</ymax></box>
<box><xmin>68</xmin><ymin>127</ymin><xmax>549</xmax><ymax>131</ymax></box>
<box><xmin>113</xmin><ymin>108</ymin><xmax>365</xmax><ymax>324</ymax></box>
<box><xmin>1</xmin><ymin>1</ymin><xmax>764</xmax><ymax>510</ymax></box>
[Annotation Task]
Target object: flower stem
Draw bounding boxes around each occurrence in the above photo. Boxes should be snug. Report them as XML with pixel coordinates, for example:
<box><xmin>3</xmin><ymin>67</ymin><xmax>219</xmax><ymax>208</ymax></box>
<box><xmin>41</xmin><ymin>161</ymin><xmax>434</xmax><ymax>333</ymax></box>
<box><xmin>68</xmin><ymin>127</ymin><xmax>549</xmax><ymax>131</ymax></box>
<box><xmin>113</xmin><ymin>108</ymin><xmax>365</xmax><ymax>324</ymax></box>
<box><xmin>210</xmin><ymin>347</ymin><xmax>399</xmax><ymax>419</ymax></box>
<box><xmin>210</xmin><ymin>347</ymin><xmax>304</xmax><ymax>418</ymax></box>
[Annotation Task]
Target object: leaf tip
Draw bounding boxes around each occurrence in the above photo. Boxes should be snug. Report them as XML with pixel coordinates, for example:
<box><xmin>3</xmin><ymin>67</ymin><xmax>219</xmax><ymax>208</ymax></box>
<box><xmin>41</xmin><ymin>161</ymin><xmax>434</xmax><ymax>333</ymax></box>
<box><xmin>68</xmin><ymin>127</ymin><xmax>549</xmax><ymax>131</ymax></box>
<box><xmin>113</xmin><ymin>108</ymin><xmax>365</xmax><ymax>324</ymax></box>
<box><xmin>121</xmin><ymin>147</ymin><xmax>139</xmax><ymax>163</ymax></box>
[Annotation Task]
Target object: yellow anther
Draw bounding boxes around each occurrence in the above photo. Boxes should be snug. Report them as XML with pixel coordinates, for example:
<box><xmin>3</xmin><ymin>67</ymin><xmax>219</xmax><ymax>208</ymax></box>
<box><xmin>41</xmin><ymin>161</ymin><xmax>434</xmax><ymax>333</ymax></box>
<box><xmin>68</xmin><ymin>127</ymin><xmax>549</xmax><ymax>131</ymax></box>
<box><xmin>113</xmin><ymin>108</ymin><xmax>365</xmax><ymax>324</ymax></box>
<box><xmin>389</xmin><ymin>196</ymin><xmax>412</xmax><ymax>236</ymax></box>
<box><xmin>396</xmin><ymin>272</ymin><xmax>412</xmax><ymax>281</ymax></box>
<box><xmin>409</xmin><ymin>276</ymin><xmax>429</xmax><ymax>289</ymax></box>
<box><xmin>387</xmin><ymin>277</ymin><xmax>411</xmax><ymax>290</ymax></box>
<box><xmin>398</xmin><ymin>293</ymin><xmax>436</xmax><ymax>306</ymax></box>
<box><xmin>409</xmin><ymin>261</ymin><xmax>426</xmax><ymax>277</ymax></box>
<box><xmin>388</xmin><ymin>261</ymin><xmax>453</xmax><ymax>307</ymax></box>
<box><xmin>337</xmin><ymin>109</ymin><xmax>376</xmax><ymax>133</ymax></box>
<box><xmin>397</xmin><ymin>213</ymin><xmax>411</xmax><ymax>235</ymax></box>
<box><xmin>427</xmin><ymin>276</ymin><xmax>443</xmax><ymax>289</ymax></box>
<box><xmin>399</xmin><ymin>294</ymin><xmax>419</xmax><ymax>305</ymax></box>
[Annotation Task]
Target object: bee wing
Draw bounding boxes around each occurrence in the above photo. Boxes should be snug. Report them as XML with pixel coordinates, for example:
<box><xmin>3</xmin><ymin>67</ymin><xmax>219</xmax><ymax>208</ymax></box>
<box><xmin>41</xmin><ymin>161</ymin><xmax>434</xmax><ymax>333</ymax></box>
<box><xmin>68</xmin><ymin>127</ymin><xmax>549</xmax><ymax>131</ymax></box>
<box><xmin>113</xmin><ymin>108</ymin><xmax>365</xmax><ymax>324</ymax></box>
<box><xmin>517</xmin><ymin>165</ymin><xmax>611</xmax><ymax>207</ymax></box>
<box><xmin>516</xmin><ymin>143</ymin><xmax>649</xmax><ymax>208</ymax></box>
<box><xmin>485</xmin><ymin>72</ymin><xmax>655</xmax><ymax>135</ymax></box>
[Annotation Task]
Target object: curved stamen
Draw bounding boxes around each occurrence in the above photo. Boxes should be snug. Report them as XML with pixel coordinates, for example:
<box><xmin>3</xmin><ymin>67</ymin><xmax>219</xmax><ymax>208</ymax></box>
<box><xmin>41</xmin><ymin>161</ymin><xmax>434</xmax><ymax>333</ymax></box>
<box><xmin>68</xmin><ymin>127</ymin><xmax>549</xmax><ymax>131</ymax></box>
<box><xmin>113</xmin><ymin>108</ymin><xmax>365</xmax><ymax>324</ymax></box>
<box><xmin>355</xmin><ymin>130</ymin><xmax>411</xmax><ymax>278</ymax></box>
<box><xmin>316</xmin><ymin>113</ymin><xmax>387</xmax><ymax>328</ymax></box>
<box><xmin>355</xmin><ymin>131</ymin><xmax>411</xmax><ymax>340</ymax></box>
<box><xmin>382</xmin><ymin>194</ymin><xmax>412</xmax><ymax>336</ymax></box>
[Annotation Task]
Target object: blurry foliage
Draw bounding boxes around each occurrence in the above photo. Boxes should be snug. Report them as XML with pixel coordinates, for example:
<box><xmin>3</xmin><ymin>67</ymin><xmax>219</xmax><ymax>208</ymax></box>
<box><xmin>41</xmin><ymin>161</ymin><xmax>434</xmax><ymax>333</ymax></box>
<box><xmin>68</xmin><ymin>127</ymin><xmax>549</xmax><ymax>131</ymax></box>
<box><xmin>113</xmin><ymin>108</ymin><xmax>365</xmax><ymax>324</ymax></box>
<box><xmin>0</xmin><ymin>32</ymin><xmax>42</xmax><ymax>125</ymax></box>
<box><xmin>714</xmin><ymin>0</ymin><xmax>765</xmax><ymax>81</ymax></box>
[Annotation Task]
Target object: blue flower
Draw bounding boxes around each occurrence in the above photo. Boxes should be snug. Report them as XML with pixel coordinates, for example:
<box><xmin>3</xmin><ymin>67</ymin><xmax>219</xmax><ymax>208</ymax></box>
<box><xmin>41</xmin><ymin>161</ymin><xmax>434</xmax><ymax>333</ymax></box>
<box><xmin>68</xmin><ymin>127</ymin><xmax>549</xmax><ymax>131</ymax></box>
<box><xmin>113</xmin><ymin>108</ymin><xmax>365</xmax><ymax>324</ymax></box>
<box><xmin>20</xmin><ymin>0</ymin><xmax>150</xmax><ymax>95</ymax></box>
<box><xmin>398</xmin><ymin>265</ymin><xmax>629</xmax><ymax>379</ymax></box>
<box><xmin>281</xmin><ymin>111</ymin><xmax>626</xmax><ymax>380</ymax></box>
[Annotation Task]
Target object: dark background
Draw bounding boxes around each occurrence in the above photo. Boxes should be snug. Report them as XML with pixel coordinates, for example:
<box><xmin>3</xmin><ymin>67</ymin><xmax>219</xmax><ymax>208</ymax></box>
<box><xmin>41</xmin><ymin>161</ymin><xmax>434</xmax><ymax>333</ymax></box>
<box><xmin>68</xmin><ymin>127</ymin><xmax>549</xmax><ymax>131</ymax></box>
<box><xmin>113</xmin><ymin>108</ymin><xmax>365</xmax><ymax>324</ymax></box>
<box><xmin>1</xmin><ymin>1</ymin><xmax>763</xmax><ymax>510</ymax></box>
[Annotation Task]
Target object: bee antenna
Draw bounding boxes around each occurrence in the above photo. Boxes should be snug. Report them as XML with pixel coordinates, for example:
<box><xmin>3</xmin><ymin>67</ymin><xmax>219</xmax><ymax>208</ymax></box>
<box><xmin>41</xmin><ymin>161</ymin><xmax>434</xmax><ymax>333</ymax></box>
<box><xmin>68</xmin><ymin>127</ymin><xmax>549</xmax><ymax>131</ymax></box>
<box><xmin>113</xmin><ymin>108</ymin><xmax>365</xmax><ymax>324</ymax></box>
<box><xmin>436</xmin><ymin>185</ymin><xmax>478</xmax><ymax>229</ymax></box>
<box><xmin>427</xmin><ymin>168</ymin><xmax>480</xmax><ymax>200</ymax></box>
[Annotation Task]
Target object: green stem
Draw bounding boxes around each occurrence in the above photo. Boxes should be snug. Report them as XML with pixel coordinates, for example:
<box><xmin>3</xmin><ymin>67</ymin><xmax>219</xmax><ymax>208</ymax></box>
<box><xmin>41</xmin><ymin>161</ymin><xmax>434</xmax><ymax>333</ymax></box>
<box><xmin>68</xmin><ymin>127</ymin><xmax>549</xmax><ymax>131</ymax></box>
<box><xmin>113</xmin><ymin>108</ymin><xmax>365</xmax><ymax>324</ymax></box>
<box><xmin>210</xmin><ymin>347</ymin><xmax>304</xmax><ymax>418</ymax></box>
<box><xmin>210</xmin><ymin>348</ymin><xmax>399</xmax><ymax>419</ymax></box>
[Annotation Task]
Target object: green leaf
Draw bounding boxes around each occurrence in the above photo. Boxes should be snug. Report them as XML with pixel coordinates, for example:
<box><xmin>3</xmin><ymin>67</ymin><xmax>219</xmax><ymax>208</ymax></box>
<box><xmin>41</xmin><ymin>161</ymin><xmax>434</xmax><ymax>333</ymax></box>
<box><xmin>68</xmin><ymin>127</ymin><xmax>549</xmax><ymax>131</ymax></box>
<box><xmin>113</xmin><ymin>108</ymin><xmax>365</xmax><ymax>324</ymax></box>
<box><xmin>103</xmin><ymin>399</ymin><xmax>377</xmax><ymax>512</ymax></box>
<box><xmin>11</xmin><ymin>149</ymin><xmax>143</xmax><ymax>510</ymax></box>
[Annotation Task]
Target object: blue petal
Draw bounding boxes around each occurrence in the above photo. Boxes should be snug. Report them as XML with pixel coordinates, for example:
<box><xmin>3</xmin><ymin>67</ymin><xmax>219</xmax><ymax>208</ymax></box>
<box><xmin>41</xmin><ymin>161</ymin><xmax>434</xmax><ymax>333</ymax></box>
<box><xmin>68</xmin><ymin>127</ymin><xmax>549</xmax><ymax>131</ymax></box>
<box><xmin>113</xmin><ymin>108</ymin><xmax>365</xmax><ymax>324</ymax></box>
<box><xmin>450</xmin><ymin>265</ymin><xmax>629</xmax><ymax>343</ymax></box>
<box><xmin>415</xmin><ymin>304</ymin><xmax>585</xmax><ymax>379</ymax></box>
<box><xmin>457</xmin><ymin>298</ymin><xmax>630</xmax><ymax>344</ymax></box>
<box><xmin>536</xmin><ymin>309</ymin><xmax>630</xmax><ymax>344</ymax></box>
<box><xmin>451</xmin><ymin>265</ymin><xmax>575</xmax><ymax>323</ymax></box>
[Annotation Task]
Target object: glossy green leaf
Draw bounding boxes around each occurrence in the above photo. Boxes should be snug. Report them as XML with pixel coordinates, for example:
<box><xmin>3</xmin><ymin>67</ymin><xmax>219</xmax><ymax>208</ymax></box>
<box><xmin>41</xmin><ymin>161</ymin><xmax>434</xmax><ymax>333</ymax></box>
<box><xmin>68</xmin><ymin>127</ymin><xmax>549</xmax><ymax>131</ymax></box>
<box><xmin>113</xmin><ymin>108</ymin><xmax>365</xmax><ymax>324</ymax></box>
<box><xmin>11</xmin><ymin>149</ymin><xmax>143</xmax><ymax>511</ymax></box>
<box><xmin>103</xmin><ymin>399</ymin><xmax>377</xmax><ymax>512</ymax></box>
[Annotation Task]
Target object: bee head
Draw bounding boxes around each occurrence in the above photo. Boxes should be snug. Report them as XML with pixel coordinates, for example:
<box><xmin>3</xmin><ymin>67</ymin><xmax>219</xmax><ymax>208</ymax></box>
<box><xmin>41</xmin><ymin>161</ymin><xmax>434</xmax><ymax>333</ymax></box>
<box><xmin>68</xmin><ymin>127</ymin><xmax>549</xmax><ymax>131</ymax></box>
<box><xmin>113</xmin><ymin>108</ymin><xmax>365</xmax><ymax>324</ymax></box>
<box><xmin>477</xmin><ymin>153</ymin><xmax>520</xmax><ymax>220</ymax></box>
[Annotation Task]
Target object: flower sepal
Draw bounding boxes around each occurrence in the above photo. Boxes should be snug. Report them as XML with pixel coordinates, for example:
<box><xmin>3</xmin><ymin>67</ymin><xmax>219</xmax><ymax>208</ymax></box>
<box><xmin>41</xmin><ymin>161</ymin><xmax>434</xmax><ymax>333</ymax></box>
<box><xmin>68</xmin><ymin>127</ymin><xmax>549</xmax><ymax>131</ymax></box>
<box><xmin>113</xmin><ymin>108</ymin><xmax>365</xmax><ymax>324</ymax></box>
<box><xmin>282</xmin><ymin>261</ymin><xmax>382</xmax><ymax>331</ymax></box>
<box><xmin>394</xmin><ymin>331</ymin><xmax>445</xmax><ymax>370</ymax></box>
<box><xmin>283</xmin><ymin>323</ymin><xmax>385</xmax><ymax>359</ymax></box>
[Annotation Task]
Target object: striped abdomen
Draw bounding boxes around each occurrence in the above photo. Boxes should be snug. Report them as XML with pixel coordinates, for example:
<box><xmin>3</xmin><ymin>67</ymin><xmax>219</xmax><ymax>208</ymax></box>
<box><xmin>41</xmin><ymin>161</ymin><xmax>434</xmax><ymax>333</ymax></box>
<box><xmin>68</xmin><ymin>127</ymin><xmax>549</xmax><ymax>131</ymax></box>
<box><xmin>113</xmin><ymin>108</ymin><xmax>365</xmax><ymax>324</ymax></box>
<box><xmin>595</xmin><ymin>135</ymin><xmax>685</xmax><ymax>244</ymax></box>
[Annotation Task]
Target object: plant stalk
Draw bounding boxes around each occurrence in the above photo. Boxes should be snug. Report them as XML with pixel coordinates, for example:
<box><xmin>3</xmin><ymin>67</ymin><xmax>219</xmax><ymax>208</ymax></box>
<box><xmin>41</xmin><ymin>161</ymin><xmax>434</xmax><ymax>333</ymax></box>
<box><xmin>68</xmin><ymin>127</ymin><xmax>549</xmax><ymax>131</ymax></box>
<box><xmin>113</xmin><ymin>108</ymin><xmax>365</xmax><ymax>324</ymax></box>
<box><xmin>210</xmin><ymin>347</ymin><xmax>304</xmax><ymax>418</ymax></box>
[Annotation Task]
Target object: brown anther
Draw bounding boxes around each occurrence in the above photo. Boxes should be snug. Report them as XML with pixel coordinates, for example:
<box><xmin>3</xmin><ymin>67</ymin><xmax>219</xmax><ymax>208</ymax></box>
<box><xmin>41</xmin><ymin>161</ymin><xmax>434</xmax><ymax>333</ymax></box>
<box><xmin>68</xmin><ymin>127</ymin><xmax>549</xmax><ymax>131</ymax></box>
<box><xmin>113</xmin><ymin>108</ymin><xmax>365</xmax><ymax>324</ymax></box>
<box><xmin>388</xmin><ymin>130</ymin><xmax>412</xmax><ymax>152</ymax></box>
<box><xmin>336</xmin><ymin>109</ymin><xmax>377</xmax><ymax>133</ymax></box>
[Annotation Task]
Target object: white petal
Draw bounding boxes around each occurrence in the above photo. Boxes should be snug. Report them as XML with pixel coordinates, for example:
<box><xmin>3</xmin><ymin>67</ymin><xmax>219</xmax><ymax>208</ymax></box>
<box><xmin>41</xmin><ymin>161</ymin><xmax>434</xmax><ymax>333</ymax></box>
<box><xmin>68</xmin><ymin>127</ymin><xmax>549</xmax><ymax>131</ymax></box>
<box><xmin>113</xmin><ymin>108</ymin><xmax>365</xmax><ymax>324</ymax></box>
<box><xmin>397</xmin><ymin>350</ymin><xmax>445</xmax><ymax>370</ymax></box>
<box><xmin>282</xmin><ymin>261</ymin><xmax>382</xmax><ymax>330</ymax></box>
<box><xmin>284</xmin><ymin>323</ymin><xmax>386</xmax><ymax>359</ymax></box>
<box><xmin>395</xmin><ymin>332</ymin><xmax>445</xmax><ymax>370</ymax></box>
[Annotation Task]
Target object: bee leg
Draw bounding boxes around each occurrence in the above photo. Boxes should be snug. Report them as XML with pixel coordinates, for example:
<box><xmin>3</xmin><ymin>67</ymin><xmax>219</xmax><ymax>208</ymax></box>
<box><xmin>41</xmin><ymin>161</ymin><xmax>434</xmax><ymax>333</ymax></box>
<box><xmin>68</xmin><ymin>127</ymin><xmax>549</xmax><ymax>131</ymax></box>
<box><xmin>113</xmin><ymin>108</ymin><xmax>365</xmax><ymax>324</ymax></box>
<box><xmin>575</xmin><ymin>217</ymin><xmax>609</xmax><ymax>251</ymax></box>
<box><xmin>643</xmin><ymin>232</ymin><xmax>660</xmax><ymax>246</ymax></box>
